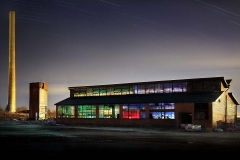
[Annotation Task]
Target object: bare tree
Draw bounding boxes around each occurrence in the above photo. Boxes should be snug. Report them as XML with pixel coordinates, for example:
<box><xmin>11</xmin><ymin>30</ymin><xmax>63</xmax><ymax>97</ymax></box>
<box><xmin>5</xmin><ymin>104</ymin><xmax>9</xmax><ymax>112</ymax></box>
<box><xmin>0</xmin><ymin>107</ymin><xmax>4</xmax><ymax>113</ymax></box>
<box><xmin>47</xmin><ymin>108</ymin><xmax>56</xmax><ymax>118</ymax></box>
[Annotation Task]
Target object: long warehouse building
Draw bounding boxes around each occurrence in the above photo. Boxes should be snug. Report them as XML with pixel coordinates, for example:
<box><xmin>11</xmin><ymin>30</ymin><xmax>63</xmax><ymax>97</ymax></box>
<box><xmin>55</xmin><ymin>76</ymin><xmax>239</xmax><ymax>130</ymax></box>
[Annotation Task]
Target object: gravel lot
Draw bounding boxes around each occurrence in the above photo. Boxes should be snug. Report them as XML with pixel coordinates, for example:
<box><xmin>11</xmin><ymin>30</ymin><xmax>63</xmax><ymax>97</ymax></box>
<box><xmin>1</xmin><ymin>119</ymin><xmax>240</xmax><ymax>158</ymax></box>
<box><xmin>1</xmin><ymin>112</ymin><xmax>240</xmax><ymax>158</ymax></box>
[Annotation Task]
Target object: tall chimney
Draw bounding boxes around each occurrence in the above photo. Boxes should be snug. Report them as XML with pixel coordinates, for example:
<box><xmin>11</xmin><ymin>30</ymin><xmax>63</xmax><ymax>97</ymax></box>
<box><xmin>8</xmin><ymin>11</ymin><xmax>16</xmax><ymax>112</ymax></box>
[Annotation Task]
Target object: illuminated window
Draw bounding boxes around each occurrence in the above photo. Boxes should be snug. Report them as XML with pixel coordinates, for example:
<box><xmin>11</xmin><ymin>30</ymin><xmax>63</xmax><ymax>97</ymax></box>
<box><xmin>163</xmin><ymin>83</ymin><xmax>172</xmax><ymax>93</ymax></box>
<box><xmin>92</xmin><ymin>87</ymin><xmax>100</xmax><ymax>96</ymax></box>
<box><xmin>99</xmin><ymin>104</ymin><xmax>119</xmax><ymax>118</ymax></box>
<box><xmin>74</xmin><ymin>88</ymin><xmax>87</xmax><ymax>97</ymax></box>
<box><xmin>137</xmin><ymin>85</ymin><xmax>145</xmax><ymax>94</ymax></box>
<box><xmin>146</xmin><ymin>84</ymin><xmax>155</xmax><ymax>94</ymax></box>
<box><xmin>72</xmin><ymin>81</ymin><xmax>188</xmax><ymax>98</ymax></box>
<box><xmin>149</xmin><ymin>103</ymin><xmax>175</xmax><ymax>119</ymax></box>
<box><xmin>150</xmin><ymin>112</ymin><xmax>164</xmax><ymax>119</ymax></box>
<box><xmin>122</xmin><ymin>86</ymin><xmax>130</xmax><ymax>95</ymax></box>
<box><xmin>122</xmin><ymin>104</ymin><xmax>146</xmax><ymax>119</ymax></box>
<box><xmin>78</xmin><ymin>105</ymin><xmax>96</xmax><ymax>118</ymax></box>
<box><xmin>164</xmin><ymin>103</ymin><xmax>174</xmax><ymax>109</ymax></box>
<box><xmin>113</xmin><ymin>86</ymin><xmax>121</xmax><ymax>95</ymax></box>
<box><xmin>134</xmin><ymin>85</ymin><xmax>138</xmax><ymax>94</ymax></box>
<box><xmin>107</xmin><ymin>87</ymin><xmax>113</xmax><ymax>95</ymax></box>
<box><xmin>155</xmin><ymin>84</ymin><xmax>163</xmax><ymax>93</ymax></box>
<box><xmin>182</xmin><ymin>82</ymin><xmax>187</xmax><ymax>92</ymax></box>
<box><xmin>87</xmin><ymin>88</ymin><xmax>93</xmax><ymax>96</ymax></box>
<box><xmin>165</xmin><ymin>112</ymin><xmax>175</xmax><ymax>119</ymax></box>
<box><xmin>129</xmin><ymin>86</ymin><xmax>134</xmax><ymax>94</ymax></box>
<box><xmin>99</xmin><ymin>87</ymin><xmax>107</xmax><ymax>96</ymax></box>
<box><xmin>58</xmin><ymin>105</ymin><xmax>75</xmax><ymax>118</ymax></box>
<box><xmin>173</xmin><ymin>82</ymin><xmax>187</xmax><ymax>92</ymax></box>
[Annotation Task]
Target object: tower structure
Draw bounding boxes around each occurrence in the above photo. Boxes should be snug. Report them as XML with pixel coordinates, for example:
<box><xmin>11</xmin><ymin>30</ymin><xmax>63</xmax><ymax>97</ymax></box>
<box><xmin>8</xmin><ymin>11</ymin><xmax>16</xmax><ymax>112</ymax></box>
<box><xmin>29</xmin><ymin>82</ymin><xmax>48</xmax><ymax>120</ymax></box>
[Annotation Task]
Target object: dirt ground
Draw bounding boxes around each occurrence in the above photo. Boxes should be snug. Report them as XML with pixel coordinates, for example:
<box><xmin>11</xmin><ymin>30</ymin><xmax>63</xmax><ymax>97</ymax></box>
<box><xmin>1</xmin><ymin>112</ymin><xmax>240</xmax><ymax>158</ymax></box>
<box><xmin>0</xmin><ymin>111</ymin><xmax>29</xmax><ymax>121</ymax></box>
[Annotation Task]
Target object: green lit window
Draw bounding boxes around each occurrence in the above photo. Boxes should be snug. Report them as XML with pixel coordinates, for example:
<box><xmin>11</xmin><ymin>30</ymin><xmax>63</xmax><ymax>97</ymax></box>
<box><xmin>113</xmin><ymin>87</ymin><xmax>121</xmax><ymax>95</ymax></box>
<box><xmin>99</xmin><ymin>87</ymin><xmax>107</xmax><ymax>96</ymax></box>
<box><xmin>99</xmin><ymin>104</ymin><xmax>119</xmax><ymax>118</ymax></box>
<box><xmin>58</xmin><ymin>105</ymin><xmax>75</xmax><ymax>118</ymax></box>
<box><xmin>78</xmin><ymin>105</ymin><xmax>96</xmax><ymax>118</ymax></box>
<box><xmin>129</xmin><ymin>86</ymin><xmax>134</xmax><ymax>94</ymax></box>
<box><xmin>74</xmin><ymin>88</ymin><xmax>87</xmax><ymax>97</ymax></box>
<box><xmin>92</xmin><ymin>87</ymin><xmax>99</xmax><ymax>96</ymax></box>
<box><xmin>121</xmin><ymin>86</ymin><xmax>130</xmax><ymax>95</ymax></box>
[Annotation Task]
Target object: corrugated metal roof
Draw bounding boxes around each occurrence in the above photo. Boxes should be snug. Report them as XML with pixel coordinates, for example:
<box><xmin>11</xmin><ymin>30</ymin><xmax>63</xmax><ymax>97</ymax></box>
<box><xmin>55</xmin><ymin>92</ymin><xmax>223</xmax><ymax>105</ymax></box>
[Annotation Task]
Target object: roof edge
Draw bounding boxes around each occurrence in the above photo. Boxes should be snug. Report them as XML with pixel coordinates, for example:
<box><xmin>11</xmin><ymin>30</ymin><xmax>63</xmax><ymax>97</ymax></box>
<box><xmin>228</xmin><ymin>92</ymin><xmax>239</xmax><ymax>105</ymax></box>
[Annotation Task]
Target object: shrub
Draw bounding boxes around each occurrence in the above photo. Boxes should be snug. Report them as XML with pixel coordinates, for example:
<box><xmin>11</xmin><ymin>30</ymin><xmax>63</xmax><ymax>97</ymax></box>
<box><xmin>16</xmin><ymin>106</ymin><xmax>28</xmax><ymax>113</ymax></box>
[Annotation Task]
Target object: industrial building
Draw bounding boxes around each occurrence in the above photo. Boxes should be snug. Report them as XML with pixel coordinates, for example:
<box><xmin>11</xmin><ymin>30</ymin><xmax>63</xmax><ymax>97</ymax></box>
<box><xmin>55</xmin><ymin>77</ymin><xmax>239</xmax><ymax>129</ymax></box>
<box><xmin>29</xmin><ymin>82</ymin><xmax>48</xmax><ymax>120</ymax></box>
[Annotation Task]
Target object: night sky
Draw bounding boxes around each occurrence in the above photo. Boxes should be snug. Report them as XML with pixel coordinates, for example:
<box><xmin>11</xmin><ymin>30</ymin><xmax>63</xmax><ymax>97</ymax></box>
<box><xmin>0</xmin><ymin>0</ymin><xmax>240</xmax><ymax>115</ymax></box>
